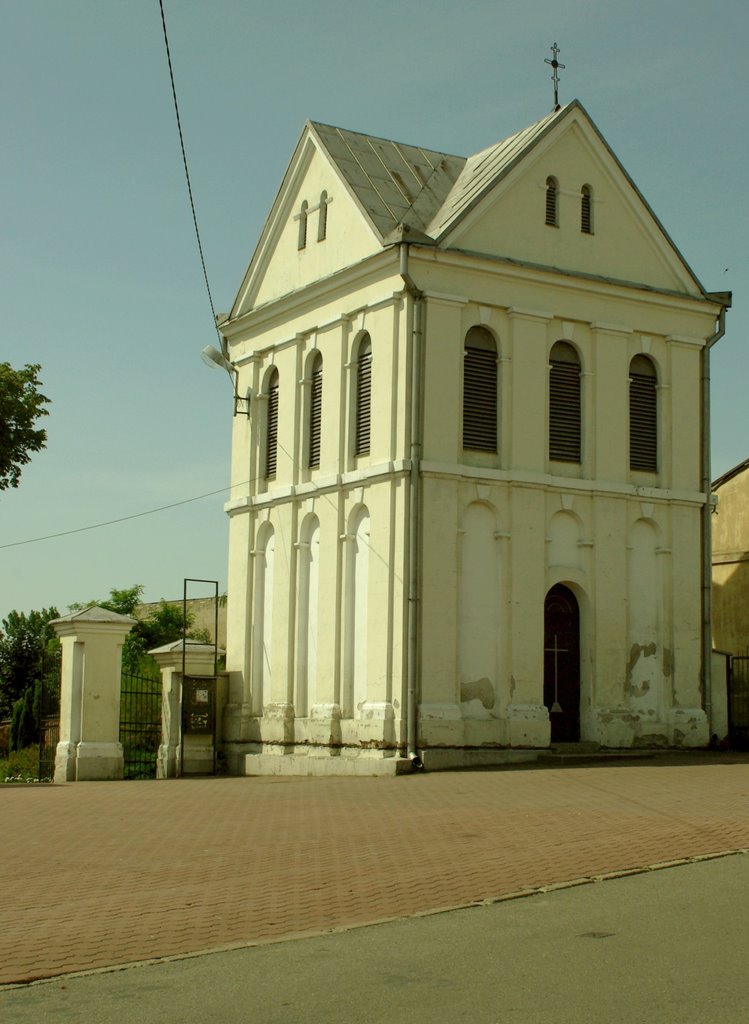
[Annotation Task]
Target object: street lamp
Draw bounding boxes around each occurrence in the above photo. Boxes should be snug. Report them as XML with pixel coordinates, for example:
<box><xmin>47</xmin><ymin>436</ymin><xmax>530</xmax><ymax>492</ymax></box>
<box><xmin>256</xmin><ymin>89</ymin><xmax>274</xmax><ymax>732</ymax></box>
<box><xmin>201</xmin><ymin>344</ymin><xmax>250</xmax><ymax>417</ymax></box>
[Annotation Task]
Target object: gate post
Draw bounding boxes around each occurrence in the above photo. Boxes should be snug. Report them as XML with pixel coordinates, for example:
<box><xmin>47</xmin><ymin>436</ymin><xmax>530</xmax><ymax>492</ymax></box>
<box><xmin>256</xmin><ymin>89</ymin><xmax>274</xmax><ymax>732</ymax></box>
<box><xmin>50</xmin><ymin>607</ymin><xmax>136</xmax><ymax>782</ymax></box>
<box><xmin>151</xmin><ymin>640</ymin><xmax>223</xmax><ymax>778</ymax></box>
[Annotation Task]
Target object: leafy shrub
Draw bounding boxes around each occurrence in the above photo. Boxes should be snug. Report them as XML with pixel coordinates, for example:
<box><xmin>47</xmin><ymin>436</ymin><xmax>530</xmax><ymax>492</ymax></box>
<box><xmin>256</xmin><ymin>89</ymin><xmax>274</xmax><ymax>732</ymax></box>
<box><xmin>1</xmin><ymin>744</ymin><xmax>42</xmax><ymax>783</ymax></box>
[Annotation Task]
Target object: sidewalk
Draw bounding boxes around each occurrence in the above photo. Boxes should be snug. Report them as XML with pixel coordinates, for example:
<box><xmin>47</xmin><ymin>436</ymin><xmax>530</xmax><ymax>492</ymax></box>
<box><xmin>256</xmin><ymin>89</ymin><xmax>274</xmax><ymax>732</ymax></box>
<box><xmin>2</xmin><ymin>754</ymin><xmax>749</xmax><ymax>986</ymax></box>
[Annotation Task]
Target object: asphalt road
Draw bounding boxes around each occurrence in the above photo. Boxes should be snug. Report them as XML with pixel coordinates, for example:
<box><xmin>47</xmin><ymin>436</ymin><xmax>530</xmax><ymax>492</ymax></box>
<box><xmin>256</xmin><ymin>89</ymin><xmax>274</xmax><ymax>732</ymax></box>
<box><xmin>3</xmin><ymin>853</ymin><xmax>747</xmax><ymax>1024</ymax></box>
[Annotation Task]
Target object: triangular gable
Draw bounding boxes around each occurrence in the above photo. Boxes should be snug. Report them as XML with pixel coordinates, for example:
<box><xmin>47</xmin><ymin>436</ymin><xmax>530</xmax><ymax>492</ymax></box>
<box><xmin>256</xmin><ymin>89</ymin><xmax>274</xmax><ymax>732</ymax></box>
<box><xmin>230</xmin><ymin>126</ymin><xmax>380</xmax><ymax>316</ymax></box>
<box><xmin>427</xmin><ymin>107</ymin><xmax>561</xmax><ymax>239</ymax></box>
<box><xmin>432</xmin><ymin>101</ymin><xmax>707</xmax><ymax>297</ymax></box>
<box><xmin>230</xmin><ymin>103</ymin><xmax>710</xmax><ymax>318</ymax></box>
<box><xmin>230</xmin><ymin>122</ymin><xmax>465</xmax><ymax>317</ymax></box>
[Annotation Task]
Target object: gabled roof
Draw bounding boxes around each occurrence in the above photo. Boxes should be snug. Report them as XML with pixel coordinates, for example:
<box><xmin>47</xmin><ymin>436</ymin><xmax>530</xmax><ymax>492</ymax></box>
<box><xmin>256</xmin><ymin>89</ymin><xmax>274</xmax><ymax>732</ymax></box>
<box><xmin>426</xmin><ymin>106</ymin><xmax>561</xmax><ymax>239</ymax></box>
<box><xmin>713</xmin><ymin>457</ymin><xmax>749</xmax><ymax>491</ymax></box>
<box><xmin>308</xmin><ymin>121</ymin><xmax>465</xmax><ymax>241</ymax></box>
<box><xmin>230</xmin><ymin>100</ymin><xmax>718</xmax><ymax>318</ymax></box>
<box><xmin>51</xmin><ymin>605</ymin><xmax>136</xmax><ymax>626</ymax></box>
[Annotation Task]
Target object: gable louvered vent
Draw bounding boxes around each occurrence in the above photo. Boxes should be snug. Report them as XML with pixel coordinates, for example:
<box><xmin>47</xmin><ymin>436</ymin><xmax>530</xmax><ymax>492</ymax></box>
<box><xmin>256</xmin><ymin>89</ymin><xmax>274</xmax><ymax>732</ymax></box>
<box><xmin>308</xmin><ymin>354</ymin><xmax>322</xmax><ymax>469</ymax></box>
<box><xmin>463</xmin><ymin>327</ymin><xmax>498</xmax><ymax>452</ymax></box>
<box><xmin>317</xmin><ymin>191</ymin><xmax>328</xmax><ymax>242</ymax></box>
<box><xmin>297</xmin><ymin>201</ymin><xmax>308</xmax><ymax>250</ymax></box>
<box><xmin>581</xmin><ymin>184</ymin><xmax>592</xmax><ymax>234</ymax></box>
<box><xmin>549</xmin><ymin>341</ymin><xmax>581</xmax><ymax>462</ymax></box>
<box><xmin>545</xmin><ymin>176</ymin><xmax>558</xmax><ymax>227</ymax></box>
<box><xmin>629</xmin><ymin>355</ymin><xmax>657</xmax><ymax>472</ymax></box>
<box><xmin>355</xmin><ymin>335</ymin><xmax>372</xmax><ymax>456</ymax></box>
<box><xmin>265</xmin><ymin>368</ymin><xmax>279</xmax><ymax>478</ymax></box>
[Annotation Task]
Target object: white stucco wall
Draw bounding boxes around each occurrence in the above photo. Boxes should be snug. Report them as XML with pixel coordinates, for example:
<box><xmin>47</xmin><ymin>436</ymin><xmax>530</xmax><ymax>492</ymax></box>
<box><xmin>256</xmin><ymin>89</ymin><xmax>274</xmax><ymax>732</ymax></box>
<box><xmin>218</xmin><ymin>115</ymin><xmax>720</xmax><ymax>772</ymax></box>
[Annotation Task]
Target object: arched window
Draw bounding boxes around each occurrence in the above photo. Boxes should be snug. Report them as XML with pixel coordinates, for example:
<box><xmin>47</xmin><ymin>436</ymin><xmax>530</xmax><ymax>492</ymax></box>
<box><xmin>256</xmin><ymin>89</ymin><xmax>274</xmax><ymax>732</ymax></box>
<box><xmin>629</xmin><ymin>355</ymin><xmax>657</xmax><ymax>471</ymax></box>
<box><xmin>317</xmin><ymin>190</ymin><xmax>328</xmax><ymax>242</ymax></box>
<box><xmin>462</xmin><ymin>326</ymin><xmax>498</xmax><ymax>453</ymax></box>
<box><xmin>308</xmin><ymin>353</ymin><xmax>322</xmax><ymax>469</ymax></box>
<box><xmin>297</xmin><ymin>200</ymin><xmax>308</xmax><ymax>250</ymax></box>
<box><xmin>354</xmin><ymin>334</ymin><xmax>372</xmax><ymax>456</ymax></box>
<box><xmin>549</xmin><ymin>341</ymin><xmax>581</xmax><ymax>462</ymax></box>
<box><xmin>581</xmin><ymin>184</ymin><xmax>593</xmax><ymax>234</ymax></box>
<box><xmin>545</xmin><ymin>176</ymin><xmax>559</xmax><ymax>227</ymax></box>
<box><xmin>265</xmin><ymin>368</ymin><xmax>279</xmax><ymax>479</ymax></box>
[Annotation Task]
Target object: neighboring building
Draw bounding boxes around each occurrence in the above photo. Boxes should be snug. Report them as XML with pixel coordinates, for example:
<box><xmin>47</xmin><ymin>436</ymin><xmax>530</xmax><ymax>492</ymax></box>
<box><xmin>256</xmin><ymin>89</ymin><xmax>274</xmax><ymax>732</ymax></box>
<box><xmin>712</xmin><ymin>458</ymin><xmax>749</xmax><ymax>656</ymax></box>
<box><xmin>217</xmin><ymin>99</ymin><xmax>729</xmax><ymax>774</ymax></box>
<box><xmin>136</xmin><ymin>598</ymin><xmax>227</xmax><ymax>650</ymax></box>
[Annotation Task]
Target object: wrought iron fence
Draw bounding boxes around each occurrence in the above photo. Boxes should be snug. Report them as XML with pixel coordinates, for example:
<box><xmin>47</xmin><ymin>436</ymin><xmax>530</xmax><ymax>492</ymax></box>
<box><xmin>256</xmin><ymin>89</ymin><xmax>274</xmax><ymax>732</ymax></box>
<box><xmin>38</xmin><ymin>647</ymin><xmax>62</xmax><ymax>782</ymax></box>
<box><xmin>120</xmin><ymin>671</ymin><xmax>162</xmax><ymax>779</ymax></box>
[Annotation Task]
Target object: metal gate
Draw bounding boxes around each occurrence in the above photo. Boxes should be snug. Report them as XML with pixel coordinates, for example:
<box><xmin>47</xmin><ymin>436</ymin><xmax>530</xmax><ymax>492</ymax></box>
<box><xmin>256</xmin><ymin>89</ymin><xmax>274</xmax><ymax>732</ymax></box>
<box><xmin>38</xmin><ymin>647</ymin><xmax>62</xmax><ymax>782</ymax></box>
<box><xmin>119</xmin><ymin>672</ymin><xmax>162</xmax><ymax>779</ymax></box>
<box><xmin>728</xmin><ymin>655</ymin><xmax>749</xmax><ymax>750</ymax></box>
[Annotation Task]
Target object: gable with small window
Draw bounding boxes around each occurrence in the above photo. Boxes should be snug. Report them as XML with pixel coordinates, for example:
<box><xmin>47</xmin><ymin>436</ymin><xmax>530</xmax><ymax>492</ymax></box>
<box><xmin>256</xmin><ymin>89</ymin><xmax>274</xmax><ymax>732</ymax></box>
<box><xmin>580</xmin><ymin>184</ymin><xmax>593</xmax><ymax>234</ymax></box>
<box><xmin>545</xmin><ymin>176</ymin><xmax>559</xmax><ymax>227</ymax></box>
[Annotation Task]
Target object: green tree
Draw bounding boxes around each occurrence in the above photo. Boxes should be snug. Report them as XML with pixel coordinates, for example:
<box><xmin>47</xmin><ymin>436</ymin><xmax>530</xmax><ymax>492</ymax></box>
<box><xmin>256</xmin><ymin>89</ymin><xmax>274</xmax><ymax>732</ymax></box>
<box><xmin>0</xmin><ymin>607</ymin><xmax>59</xmax><ymax>720</ymax></box>
<box><xmin>10</xmin><ymin>686</ymin><xmax>36</xmax><ymax>751</ymax></box>
<box><xmin>71</xmin><ymin>586</ymin><xmax>208</xmax><ymax>674</ymax></box>
<box><xmin>0</xmin><ymin>362</ymin><xmax>50</xmax><ymax>491</ymax></box>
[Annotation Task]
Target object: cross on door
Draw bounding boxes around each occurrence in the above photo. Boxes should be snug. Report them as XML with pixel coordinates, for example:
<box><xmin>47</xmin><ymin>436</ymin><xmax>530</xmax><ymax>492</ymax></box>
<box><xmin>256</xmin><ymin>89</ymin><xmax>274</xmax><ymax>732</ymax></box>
<box><xmin>544</xmin><ymin>633</ymin><xmax>567</xmax><ymax>713</ymax></box>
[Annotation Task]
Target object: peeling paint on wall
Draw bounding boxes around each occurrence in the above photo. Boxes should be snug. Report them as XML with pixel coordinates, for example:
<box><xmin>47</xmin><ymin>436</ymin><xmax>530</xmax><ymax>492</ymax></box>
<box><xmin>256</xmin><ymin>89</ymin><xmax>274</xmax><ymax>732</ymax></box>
<box><xmin>461</xmin><ymin>677</ymin><xmax>495</xmax><ymax>709</ymax></box>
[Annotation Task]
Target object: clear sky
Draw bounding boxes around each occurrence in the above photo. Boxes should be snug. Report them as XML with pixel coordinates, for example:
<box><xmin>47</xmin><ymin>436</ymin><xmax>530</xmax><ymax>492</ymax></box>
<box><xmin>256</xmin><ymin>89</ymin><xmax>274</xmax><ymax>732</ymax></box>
<box><xmin>1</xmin><ymin>0</ymin><xmax>747</xmax><ymax>622</ymax></box>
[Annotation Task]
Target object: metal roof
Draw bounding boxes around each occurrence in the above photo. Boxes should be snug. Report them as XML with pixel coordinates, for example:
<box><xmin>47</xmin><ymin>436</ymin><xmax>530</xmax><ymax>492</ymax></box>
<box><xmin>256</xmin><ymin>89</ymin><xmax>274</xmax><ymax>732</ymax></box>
<box><xmin>426</xmin><ymin>107</ymin><xmax>563</xmax><ymax>239</ymax></box>
<box><xmin>309</xmin><ymin>121</ymin><xmax>466</xmax><ymax>240</ymax></box>
<box><xmin>309</xmin><ymin>108</ymin><xmax>566</xmax><ymax>244</ymax></box>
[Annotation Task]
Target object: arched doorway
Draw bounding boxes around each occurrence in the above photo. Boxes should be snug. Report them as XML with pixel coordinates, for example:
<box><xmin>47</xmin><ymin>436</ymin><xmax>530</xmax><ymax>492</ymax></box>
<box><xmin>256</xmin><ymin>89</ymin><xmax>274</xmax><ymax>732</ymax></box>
<box><xmin>544</xmin><ymin>584</ymin><xmax>580</xmax><ymax>742</ymax></box>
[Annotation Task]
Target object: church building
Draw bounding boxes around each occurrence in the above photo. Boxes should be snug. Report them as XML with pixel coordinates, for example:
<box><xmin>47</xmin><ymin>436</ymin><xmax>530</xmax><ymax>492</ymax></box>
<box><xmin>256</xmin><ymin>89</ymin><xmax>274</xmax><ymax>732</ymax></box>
<box><xmin>216</xmin><ymin>99</ymin><xmax>730</xmax><ymax>774</ymax></box>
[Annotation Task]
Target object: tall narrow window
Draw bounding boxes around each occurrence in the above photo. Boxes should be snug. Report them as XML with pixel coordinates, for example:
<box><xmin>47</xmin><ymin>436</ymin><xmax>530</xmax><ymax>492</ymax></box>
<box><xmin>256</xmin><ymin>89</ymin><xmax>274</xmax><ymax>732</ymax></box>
<box><xmin>317</xmin><ymin>190</ymin><xmax>328</xmax><ymax>242</ymax></box>
<box><xmin>545</xmin><ymin>176</ymin><xmax>558</xmax><ymax>227</ymax></box>
<box><xmin>308</xmin><ymin>353</ymin><xmax>323</xmax><ymax>469</ymax></box>
<box><xmin>297</xmin><ymin>200</ymin><xmax>308</xmax><ymax>250</ymax></box>
<box><xmin>581</xmin><ymin>184</ymin><xmax>593</xmax><ymax>234</ymax></box>
<box><xmin>549</xmin><ymin>341</ymin><xmax>581</xmax><ymax>462</ymax></box>
<box><xmin>629</xmin><ymin>355</ymin><xmax>657</xmax><ymax>471</ymax></box>
<box><xmin>463</xmin><ymin>326</ymin><xmax>498</xmax><ymax>453</ymax></box>
<box><xmin>355</xmin><ymin>334</ymin><xmax>372</xmax><ymax>456</ymax></box>
<box><xmin>265</xmin><ymin>368</ymin><xmax>279</xmax><ymax>479</ymax></box>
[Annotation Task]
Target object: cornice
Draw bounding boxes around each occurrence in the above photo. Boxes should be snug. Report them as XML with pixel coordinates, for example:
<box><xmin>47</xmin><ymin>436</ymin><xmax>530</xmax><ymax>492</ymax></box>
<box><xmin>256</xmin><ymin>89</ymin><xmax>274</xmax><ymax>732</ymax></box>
<box><xmin>408</xmin><ymin>245</ymin><xmax>724</xmax><ymax>320</ymax></box>
<box><xmin>221</xmin><ymin>249</ymin><xmax>400</xmax><ymax>341</ymax></box>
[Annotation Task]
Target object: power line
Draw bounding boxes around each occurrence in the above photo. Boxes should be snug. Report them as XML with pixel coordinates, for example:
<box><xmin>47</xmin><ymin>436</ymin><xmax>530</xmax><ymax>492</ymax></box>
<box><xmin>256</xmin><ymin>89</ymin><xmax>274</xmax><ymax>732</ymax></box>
<box><xmin>158</xmin><ymin>0</ymin><xmax>220</xmax><ymax>336</ymax></box>
<box><xmin>0</xmin><ymin>483</ymin><xmax>243</xmax><ymax>550</ymax></box>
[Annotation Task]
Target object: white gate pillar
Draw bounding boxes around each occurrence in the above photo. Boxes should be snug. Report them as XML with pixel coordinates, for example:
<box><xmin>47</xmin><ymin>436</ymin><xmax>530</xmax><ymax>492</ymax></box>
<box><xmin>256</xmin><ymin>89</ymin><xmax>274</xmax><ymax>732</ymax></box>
<box><xmin>151</xmin><ymin>640</ymin><xmax>225</xmax><ymax>778</ymax></box>
<box><xmin>51</xmin><ymin>606</ymin><xmax>136</xmax><ymax>782</ymax></box>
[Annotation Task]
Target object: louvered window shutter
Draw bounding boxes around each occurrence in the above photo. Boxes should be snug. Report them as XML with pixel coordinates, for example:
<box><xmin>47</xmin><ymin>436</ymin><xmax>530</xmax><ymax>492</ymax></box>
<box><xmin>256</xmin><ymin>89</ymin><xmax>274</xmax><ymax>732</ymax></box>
<box><xmin>546</xmin><ymin>177</ymin><xmax>558</xmax><ymax>227</ymax></box>
<box><xmin>463</xmin><ymin>330</ymin><xmax>498</xmax><ymax>452</ymax></box>
<box><xmin>355</xmin><ymin>338</ymin><xmax>371</xmax><ymax>456</ymax></box>
<box><xmin>629</xmin><ymin>357</ymin><xmax>657</xmax><ymax>471</ymax></box>
<box><xmin>308</xmin><ymin>356</ymin><xmax>322</xmax><ymax>469</ymax></box>
<box><xmin>265</xmin><ymin>371</ymin><xmax>279</xmax><ymax>478</ymax></box>
<box><xmin>581</xmin><ymin>185</ymin><xmax>592</xmax><ymax>234</ymax></box>
<box><xmin>549</xmin><ymin>344</ymin><xmax>581</xmax><ymax>462</ymax></box>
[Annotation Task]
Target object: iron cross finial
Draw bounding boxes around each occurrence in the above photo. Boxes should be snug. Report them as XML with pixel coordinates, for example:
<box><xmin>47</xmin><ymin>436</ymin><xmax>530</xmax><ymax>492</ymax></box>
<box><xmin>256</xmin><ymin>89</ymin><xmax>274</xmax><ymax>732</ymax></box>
<box><xmin>545</xmin><ymin>42</ymin><xmax>566</xmax><ymax>111</ymax></box>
